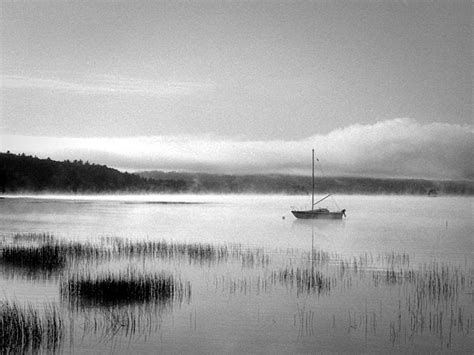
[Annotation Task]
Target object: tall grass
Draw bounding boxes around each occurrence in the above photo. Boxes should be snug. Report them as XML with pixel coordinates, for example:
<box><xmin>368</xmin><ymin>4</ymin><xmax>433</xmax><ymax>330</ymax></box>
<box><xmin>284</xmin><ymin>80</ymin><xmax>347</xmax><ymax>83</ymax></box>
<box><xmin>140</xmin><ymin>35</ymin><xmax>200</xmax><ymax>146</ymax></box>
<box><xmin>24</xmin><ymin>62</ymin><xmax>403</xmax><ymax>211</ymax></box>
<box><xmin>274</xmin><ymin>267</ymin><xmax>332</xmax><ymax>295</ymax></box>
<box><xmin>12</xmin><ymin>233</ymin><xmax>56</xmax><ymax>244</ymax></box>
<box><xmin>1</xmin><ymin>233</ymin><xmax>270</xmax><ymax>269</ymax></box>
<box><xmin>1</xmin><ymin>233</ymin><xmax>471</xmax><ymax>350</ymax></box>
<box><xmin>61</xmin><ymin>270</ymin><xmax>190</xmax><ymax>308</ymax></box>
<box><xmin>0</xmin><ymin>244</ymin><xmax>66</xmax><ymax>271</ymax></box>
<box><xmin>0</xmin><ymin>301</ymin><xmax>63</xmax><ymax>353</ymax></box>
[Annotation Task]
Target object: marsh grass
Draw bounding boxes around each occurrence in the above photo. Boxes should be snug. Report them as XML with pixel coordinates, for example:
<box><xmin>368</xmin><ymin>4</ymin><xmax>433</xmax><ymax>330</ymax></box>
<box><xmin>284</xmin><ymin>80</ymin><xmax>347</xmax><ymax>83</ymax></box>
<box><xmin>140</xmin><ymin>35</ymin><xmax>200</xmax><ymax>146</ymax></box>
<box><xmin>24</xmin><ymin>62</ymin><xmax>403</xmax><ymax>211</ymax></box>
<box><xmin>1</xmin><ymin>233</ymin><xmax>472</xmax><ymax>351</ymax></box>
<box><xmin>212</xmin><ymin>248</ymin><xmax>472</xmax><ymax>351</ymax></box>
<box><xmin>61</xmin><ymin>270</ymin><xmax>190</xmax><ymax>308</ymax></box>
<box><xmin>0</xmin><ymin>301</ymin><xmax>63</xmax><ymax>353</ymax></box>
<box><xmin>275</xmin><ymin>267</ymin><xmax>332</xmax><ymax>295</ymax></box>
<box><xmin>0</xmin><ymin>244</ymin><xmax>66</xmax><ymax>272</ymax></box>
<box><xmin>110</xmin><ymin>239</ymin><xmax>230</xmax><ymax>263</ymax></box>
<box><xmin>1</xmin><ymin>234</ymin><xmax>270</xmax><ymax>271</ymax></box>
<box><xmin>12</xmin><ymin>233</ymin><xmax>56</xmax><ymax>244</ymax></box>
<box><xmin>105</xmin><ymin>238</ymin><xmax>269</xmax><ymax>267</ymax></box>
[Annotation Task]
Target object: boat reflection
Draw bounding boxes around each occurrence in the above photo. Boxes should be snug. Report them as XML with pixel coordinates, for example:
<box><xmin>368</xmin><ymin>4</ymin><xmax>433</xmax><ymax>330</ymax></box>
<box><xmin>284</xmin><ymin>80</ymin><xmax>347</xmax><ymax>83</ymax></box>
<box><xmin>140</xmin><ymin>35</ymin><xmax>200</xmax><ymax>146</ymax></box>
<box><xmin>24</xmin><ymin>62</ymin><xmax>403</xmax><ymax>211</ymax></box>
<box><xmin>291</xmin><ymin>218</ymin><xmax>346</xmax><ymax>231</ymax></box>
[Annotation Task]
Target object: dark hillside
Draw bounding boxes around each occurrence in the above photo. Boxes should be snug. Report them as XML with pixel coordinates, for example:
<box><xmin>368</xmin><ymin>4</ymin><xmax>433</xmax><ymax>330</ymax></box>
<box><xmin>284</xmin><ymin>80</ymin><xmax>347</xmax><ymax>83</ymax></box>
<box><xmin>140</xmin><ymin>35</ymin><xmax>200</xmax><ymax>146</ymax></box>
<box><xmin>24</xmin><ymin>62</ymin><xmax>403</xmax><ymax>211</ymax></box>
<box><xmin>0</xmin><ymin>152</ymin><xmax>187</xmax><ymax>193</ymax></box>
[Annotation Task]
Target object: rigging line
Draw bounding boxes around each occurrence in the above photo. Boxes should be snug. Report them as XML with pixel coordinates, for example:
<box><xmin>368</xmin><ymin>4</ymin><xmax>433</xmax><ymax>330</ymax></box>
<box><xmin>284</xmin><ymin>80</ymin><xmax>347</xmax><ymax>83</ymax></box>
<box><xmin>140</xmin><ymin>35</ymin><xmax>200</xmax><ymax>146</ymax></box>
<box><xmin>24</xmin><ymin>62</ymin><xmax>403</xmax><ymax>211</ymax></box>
<box><xmin>315</xmin><ymin>154</ymin><xmax>340</xmax><ymax>211</ymax></box>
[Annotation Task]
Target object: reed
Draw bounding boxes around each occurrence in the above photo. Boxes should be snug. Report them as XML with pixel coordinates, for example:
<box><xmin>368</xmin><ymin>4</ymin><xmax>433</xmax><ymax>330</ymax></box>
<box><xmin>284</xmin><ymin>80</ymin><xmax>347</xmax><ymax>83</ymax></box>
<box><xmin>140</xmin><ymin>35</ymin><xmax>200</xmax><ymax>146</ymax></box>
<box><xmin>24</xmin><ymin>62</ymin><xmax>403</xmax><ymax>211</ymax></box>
<box><xmin>2</xmin><ymin>233</ymin><xmax>270</xmax><ymax>267</ymax></box>
<box><xmin>0</xmin><ymin>244</ymin><xmax>66</xmax><ymax>271</ymax></box>
<box><xmin>371</xmin><ymin>262</ymin><xmax>465</xmax><ymax>302</ymax></box>
<box><xmin>106</xmin><ymin>239</ymin><xmax>234</xmax><ymax>264</ymax></box>
<box><xmin>12</xmin><ymin>233</ymin><xmax>56</xmax><ymax>244</ymax></box>
<box><xmin>274</xmin><ymin>266</ymin><xmax>332</xmax><ymax>295</ymax></box>
<box><xmin>0</xmin><ymin>301</ymin><xmax>63</xmax><ymax>353</ymax></box>
<box><xmin>61</xmin><ymin>270</ymin><xmax>190</xmax><ymax>308</ymax></box>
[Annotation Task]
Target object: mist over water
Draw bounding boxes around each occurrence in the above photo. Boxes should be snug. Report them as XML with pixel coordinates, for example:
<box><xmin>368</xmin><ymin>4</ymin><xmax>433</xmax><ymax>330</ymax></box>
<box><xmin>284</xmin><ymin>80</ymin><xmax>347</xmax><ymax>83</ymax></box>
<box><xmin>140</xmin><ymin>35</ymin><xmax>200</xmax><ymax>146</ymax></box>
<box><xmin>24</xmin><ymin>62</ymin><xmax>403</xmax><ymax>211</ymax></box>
<box><xmin>1</xmin><ymin>194</ymin><xmax>471</xmax><ymax>261</ymax></box>
<box><xmin>0</xmin><ymin>195</ymin><xmax>473</xmax><ymax>353</ymax></box>
<box><xmin>3</xmin><ymin>119</ymin><xmax>473</xmax><ymax>180</ymax></box>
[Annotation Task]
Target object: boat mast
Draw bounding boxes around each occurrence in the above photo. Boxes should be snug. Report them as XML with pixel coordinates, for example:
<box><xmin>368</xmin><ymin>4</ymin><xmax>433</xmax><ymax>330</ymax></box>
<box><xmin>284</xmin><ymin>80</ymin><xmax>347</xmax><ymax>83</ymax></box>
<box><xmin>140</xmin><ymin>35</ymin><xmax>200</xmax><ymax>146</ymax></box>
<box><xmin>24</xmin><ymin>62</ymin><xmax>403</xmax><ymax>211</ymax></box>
<box><xmin>312</xmin><ymin>149</ymin><xmax>314</xmax><ymax>211</ymax></box>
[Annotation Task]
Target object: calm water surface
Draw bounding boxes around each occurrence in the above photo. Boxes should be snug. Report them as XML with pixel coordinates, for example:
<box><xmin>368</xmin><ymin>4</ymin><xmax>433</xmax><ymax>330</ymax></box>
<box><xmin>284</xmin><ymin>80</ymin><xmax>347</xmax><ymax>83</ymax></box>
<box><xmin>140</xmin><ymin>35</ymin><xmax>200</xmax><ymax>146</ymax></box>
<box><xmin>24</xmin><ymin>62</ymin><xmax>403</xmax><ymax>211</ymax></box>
<box><xmin>0</xmin><ymin>194</ymin><xmax>473</xmax><ymax>353</ymax></box>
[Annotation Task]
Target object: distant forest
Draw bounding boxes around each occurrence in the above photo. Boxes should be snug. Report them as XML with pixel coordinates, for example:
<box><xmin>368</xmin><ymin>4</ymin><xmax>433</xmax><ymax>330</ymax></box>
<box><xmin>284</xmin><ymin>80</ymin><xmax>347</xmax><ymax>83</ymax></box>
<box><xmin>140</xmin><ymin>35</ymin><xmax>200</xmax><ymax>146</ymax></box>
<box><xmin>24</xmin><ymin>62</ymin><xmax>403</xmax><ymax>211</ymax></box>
<box><xmin>0</xmin><ymin>152</ymin><xmax>187</xmax><ymax>193</ymax></box>
<box><xmin>140</xmin><ymin>171</ymin><xmax>473</xmax><ymax>195</ymax></box>
<box><xmin>1</xmin><ymin>152</ymin><xmax>473</xmax><ymax>195</ymax></box>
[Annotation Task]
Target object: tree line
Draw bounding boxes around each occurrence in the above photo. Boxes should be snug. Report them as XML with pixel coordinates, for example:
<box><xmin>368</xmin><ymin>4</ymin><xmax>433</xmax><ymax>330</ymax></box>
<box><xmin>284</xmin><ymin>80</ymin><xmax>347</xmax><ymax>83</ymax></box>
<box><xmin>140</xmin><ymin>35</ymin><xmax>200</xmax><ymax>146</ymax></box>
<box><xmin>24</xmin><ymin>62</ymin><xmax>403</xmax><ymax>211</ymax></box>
<box><xmin>0</xmin><ymin>152</ymin><xmax>187</xmax><ymax>193</ymax></box>
<box><xmin>1</xmin><ymin>152</ymin><xmax>472</xmax><ymax>195</ymax></box>
<box><xmin>140</xmin><ymin>171</ymin><xmax>473</xmax><ymax>195</ymax></box>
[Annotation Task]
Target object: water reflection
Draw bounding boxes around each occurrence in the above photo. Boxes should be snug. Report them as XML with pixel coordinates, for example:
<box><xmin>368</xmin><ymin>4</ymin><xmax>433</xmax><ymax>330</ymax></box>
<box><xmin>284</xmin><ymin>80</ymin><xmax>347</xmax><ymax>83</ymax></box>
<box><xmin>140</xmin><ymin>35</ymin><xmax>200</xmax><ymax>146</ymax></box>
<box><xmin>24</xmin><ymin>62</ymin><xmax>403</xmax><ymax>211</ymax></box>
<box><xmin>291</xmin><ymin>218</ymin><xmax>346</xmax><ymax>230</ymax></box>
<box><xmin>0</xmin><ymin>300</ymin><xmax>63</xmax><ymax>354</ymax></box>
<box><xmin>0</xmin><ymin>224</ymin><xmax>472</xmax><ymax>353</ymax></box>
<box><xmin>61</xmin><ymin>269</ymin><xmax>190</xmax><ymax>345</ymax></box>
<box><xmin>75</xmin><ymin>305</ymin><xmax>168</xmax><ymax>344</ymax></box>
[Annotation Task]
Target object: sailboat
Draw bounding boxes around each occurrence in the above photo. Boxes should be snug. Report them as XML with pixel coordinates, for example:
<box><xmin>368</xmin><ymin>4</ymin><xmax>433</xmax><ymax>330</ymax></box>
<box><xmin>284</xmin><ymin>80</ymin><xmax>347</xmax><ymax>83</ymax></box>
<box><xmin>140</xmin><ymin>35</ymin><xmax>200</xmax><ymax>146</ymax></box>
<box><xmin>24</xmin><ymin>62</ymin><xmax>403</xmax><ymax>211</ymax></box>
<box><xmin>291</xmin><ymin>150</ymin><xmax>346</xmax><ymax>219</ymax></box>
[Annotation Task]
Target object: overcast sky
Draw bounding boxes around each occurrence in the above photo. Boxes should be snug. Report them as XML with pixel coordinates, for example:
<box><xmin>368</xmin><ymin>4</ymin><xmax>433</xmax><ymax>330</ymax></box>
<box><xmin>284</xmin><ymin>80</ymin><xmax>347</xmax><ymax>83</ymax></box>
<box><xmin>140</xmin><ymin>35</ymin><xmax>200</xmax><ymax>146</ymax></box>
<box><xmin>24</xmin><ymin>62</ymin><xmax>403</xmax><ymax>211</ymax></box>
<box><xmin>1</xmin><ymin>1</ymin><xmax>472</xmax><ymax>180</ymax></box>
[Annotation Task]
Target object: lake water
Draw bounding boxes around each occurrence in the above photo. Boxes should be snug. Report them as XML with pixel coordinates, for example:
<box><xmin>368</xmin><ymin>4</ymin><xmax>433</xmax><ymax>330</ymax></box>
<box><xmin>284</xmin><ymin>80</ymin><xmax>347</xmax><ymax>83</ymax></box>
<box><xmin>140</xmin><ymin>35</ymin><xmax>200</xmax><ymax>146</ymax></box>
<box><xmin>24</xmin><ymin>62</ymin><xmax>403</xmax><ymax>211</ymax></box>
<box><xmin>0</xmin><ymin>194</ymin><xmax>473</xmax><ymax>353</ymax></box>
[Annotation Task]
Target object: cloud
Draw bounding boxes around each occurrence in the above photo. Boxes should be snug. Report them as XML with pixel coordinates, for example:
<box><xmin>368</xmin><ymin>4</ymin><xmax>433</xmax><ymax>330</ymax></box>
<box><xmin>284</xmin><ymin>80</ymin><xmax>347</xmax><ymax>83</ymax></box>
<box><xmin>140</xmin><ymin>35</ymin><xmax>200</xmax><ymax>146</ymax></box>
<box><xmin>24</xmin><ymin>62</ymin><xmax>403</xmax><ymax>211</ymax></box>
<box><xmin>1</xmin><ymin>74</ymin><xmax>215</xmax><ymax>97</ymax></box>
<box><xmin>313</xmin><ymin>119</ymin><xmax>473</xmax><ymax>180</ymax></box>
<box><xmin>1</xmin><ymin>118</ymin><xmax>472</xmax><ymax>180</ymax></box>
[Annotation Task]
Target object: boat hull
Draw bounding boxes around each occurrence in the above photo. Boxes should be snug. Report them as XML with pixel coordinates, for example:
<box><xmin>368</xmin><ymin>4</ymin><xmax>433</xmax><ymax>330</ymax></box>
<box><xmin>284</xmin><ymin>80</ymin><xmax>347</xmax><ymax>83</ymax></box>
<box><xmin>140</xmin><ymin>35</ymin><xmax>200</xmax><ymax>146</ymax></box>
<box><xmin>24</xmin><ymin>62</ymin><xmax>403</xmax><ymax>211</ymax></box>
<box><xmin>291</xmin><ymin>210</ymin><xmax>344</xmax><ymax>219</ymax></box>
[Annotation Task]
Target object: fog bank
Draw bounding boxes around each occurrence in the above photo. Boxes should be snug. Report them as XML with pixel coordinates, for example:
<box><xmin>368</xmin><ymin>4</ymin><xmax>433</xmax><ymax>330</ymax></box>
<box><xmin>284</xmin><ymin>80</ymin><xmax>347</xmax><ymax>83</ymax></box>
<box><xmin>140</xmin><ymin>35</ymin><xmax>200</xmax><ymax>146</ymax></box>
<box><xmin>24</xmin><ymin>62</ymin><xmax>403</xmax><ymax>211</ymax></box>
<box><xmin>2</xmin><ymin>118</ymin><xmax>472</xmax><ymax>180</ymax></box>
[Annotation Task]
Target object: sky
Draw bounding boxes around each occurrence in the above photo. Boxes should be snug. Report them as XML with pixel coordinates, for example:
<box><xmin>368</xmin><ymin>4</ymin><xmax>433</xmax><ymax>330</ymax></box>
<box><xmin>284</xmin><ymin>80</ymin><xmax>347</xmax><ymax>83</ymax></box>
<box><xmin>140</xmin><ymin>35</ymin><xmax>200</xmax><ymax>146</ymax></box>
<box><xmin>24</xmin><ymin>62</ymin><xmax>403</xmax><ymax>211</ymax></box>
<box><xmin>0</xmin><ymin>0</ymin><xmax>472</xmax><ymax>180</ymax></box>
